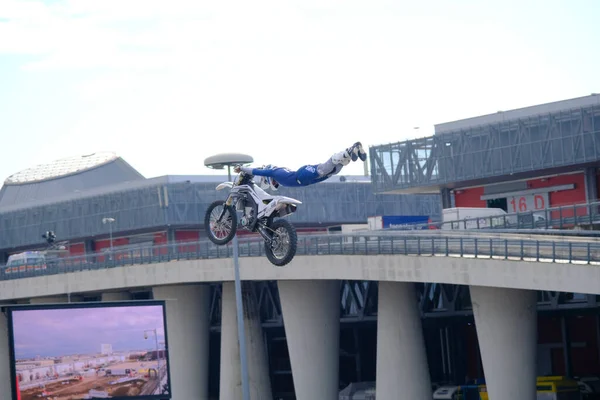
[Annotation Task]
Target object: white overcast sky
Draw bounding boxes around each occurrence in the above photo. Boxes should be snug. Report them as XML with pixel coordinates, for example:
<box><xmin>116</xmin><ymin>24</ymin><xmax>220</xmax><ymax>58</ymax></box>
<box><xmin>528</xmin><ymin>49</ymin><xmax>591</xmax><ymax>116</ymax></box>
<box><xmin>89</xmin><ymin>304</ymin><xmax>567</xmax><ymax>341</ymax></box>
<box><xmin>0</xmin><ymin>0</ymin><xmax>598</xmax><ymax>180</ymax></box>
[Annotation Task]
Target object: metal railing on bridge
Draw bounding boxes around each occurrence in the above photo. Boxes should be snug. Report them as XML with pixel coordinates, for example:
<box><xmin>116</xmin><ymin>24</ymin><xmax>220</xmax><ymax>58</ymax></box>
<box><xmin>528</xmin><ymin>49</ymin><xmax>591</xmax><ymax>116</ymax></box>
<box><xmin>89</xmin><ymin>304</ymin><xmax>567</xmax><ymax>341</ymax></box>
<box><xmin>394</xmin><ymin>200</ymin><xmax>600</xmax><ymax>232</ymax></box>
<box><xmin>2</xmin><ymin>232</ymin><xmax>600</xmax><ymax>282</ymax></box>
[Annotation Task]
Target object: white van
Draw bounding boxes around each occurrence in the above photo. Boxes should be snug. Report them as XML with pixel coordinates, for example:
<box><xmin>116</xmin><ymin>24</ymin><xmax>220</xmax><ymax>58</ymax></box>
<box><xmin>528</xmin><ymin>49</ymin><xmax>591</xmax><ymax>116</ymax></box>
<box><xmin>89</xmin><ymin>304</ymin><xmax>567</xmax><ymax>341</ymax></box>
<box><xmin>4</xmin><ymin>251</ymin><xmax>47</xmax><ymax>274</ymax></box>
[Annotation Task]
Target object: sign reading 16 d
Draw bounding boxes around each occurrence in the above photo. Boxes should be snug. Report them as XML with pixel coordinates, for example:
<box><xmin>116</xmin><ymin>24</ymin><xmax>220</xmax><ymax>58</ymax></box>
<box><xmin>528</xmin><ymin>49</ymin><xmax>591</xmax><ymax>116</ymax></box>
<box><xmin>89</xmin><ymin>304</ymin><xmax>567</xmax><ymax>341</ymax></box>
<box><xmin>508</xmin><ymin>193</ymin><xmax>548</xmax><ymax>213</ymax></box>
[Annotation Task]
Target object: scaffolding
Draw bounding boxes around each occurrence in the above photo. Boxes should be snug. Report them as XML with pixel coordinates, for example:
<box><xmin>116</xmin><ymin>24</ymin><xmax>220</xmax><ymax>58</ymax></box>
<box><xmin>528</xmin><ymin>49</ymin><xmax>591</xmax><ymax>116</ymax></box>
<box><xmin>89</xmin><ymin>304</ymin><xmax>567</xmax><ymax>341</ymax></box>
<box><xmin>371</xmin><ymin>103</ymin><xmax>600</xmax><ymax>194</ymax></box>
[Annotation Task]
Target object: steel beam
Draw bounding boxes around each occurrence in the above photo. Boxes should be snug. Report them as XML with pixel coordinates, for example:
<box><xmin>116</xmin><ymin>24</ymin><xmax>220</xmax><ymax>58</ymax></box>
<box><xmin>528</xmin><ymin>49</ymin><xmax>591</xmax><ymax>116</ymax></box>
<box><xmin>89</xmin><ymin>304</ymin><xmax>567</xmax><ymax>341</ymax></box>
<box><xmin>371</xmin><ymin>104</ymin><xmax>600</xmax><ymax>193</ymax></box>
<box><xmin>208</xmin><ymin>282</ymin><xmax>600</xmax><ymax>329</ymax></box>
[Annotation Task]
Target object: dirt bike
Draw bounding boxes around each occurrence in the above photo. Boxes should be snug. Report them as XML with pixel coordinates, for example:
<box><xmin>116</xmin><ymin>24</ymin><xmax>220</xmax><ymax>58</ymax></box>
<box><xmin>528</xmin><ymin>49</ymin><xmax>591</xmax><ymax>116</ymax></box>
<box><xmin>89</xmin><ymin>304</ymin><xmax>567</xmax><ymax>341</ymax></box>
<box><xmin>204</xmin><ymin>169</ymin><xmax>302</xmax><ymax>266</ymax></box>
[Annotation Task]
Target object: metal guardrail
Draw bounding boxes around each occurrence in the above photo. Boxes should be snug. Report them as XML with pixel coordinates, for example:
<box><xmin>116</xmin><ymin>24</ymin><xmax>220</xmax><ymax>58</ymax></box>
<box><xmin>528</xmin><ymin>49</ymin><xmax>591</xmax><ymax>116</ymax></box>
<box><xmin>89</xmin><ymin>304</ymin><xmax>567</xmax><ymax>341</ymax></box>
<box><xmin>1</xmin><ymin>232</ymin><xmax>600</xmax><ymax>282</ymax></box>
<box><xmin>389</xmin><ymin>200</ymin><xmax>600</xmax><ymax>232</ymax></box>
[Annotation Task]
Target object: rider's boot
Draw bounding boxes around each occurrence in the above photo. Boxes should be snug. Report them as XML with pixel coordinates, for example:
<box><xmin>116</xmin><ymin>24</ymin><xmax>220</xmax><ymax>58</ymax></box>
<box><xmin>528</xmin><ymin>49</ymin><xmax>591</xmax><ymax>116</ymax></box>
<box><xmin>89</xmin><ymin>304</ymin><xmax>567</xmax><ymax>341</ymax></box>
<box><xmin>348</xmin><ymin>142</ymin><xmax>367</xmax><ymax>162</ymax></box>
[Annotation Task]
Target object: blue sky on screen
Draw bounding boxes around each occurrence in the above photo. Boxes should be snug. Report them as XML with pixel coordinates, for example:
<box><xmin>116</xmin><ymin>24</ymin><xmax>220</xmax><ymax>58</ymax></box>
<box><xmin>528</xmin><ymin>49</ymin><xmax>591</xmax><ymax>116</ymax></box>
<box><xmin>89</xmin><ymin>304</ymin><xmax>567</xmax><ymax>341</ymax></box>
<box><xmin>0</xmin><ymin>0</ymin><xmax>598</xmax><ymax>181</ymax></box>
<box><xmin>12</xmin><ymin>305</ymin><xmax>166</xmax><ymax>359</ymax></box>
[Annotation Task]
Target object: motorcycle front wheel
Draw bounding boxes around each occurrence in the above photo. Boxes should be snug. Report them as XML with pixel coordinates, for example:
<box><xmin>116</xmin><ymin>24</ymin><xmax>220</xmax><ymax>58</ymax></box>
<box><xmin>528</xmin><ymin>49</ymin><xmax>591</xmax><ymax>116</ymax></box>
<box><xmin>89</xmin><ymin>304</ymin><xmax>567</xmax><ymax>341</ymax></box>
<box><xmin>205</xmin><ymin>200</ymin><xmax>238</xmax><ymax>245</ymax></box>
<box><xmin>265</xmin><ymin>219</ymin><xmax>297</xmax><ymax>267</ymax></box>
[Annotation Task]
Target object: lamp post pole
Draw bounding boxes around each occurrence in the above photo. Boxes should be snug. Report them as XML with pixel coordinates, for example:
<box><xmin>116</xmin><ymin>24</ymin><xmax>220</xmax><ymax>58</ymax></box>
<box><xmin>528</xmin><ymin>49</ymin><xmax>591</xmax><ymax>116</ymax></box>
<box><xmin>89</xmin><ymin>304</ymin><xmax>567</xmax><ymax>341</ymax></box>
<box><xmin>144</xmin><ymin>329</ymin><xmax>161</xmax><ymax>378</ymax></box>
<box><xmin>227</xmin><ymin>165</ymin><xmax>250</xmax><ymax>400</ymax></box>
<box><xmin>102</xmin><ymin>217</ymin><xmax>116</xmax><ymax>260</ymax></box>
<box><xmin>109</xmin><ymin>223</ymin><xmax>113</xmax><ymax>252</ymax></box>
<box><xmin>205</xmin><ymin>154</ymin><xmax>253</xmax><ymax>400</ymax></box>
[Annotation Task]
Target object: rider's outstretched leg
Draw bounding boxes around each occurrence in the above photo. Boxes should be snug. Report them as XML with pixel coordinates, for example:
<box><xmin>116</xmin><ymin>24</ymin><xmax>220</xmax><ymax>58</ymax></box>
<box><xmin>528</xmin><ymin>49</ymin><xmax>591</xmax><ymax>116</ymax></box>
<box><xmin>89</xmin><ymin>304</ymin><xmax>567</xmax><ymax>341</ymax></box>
<box><xmin>312</xmin><ymin>142</ymin><xmax>367</xmax><ymax>178</ymax></box>
<box><xmin>316</xmin><ymin>144</ymin><xmax>359</xmax><ymax>177</ymax></box>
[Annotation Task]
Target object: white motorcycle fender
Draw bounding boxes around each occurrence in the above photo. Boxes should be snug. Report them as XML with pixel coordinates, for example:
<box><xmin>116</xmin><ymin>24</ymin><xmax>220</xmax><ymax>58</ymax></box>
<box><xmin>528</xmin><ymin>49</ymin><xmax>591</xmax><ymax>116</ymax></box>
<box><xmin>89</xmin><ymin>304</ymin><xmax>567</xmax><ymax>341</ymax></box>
<box><xmin>274</xmin><ymin>196</ymin><xmax>302</xmax><ymax>209</ymax></box>
<box><xmin>216</xmin><ymin>182</ymin><xmax>234</xmax><ymax>190</ymax></box>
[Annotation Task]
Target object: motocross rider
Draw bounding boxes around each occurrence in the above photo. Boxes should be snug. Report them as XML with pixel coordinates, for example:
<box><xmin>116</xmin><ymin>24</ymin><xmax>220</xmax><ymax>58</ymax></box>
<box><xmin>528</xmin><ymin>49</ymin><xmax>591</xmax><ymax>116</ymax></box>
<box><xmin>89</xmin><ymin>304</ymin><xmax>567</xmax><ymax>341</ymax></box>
<box><xmin>233</xmin><ymin>142</ymin><xmax>367</xmax><ymax>189</ymax></box>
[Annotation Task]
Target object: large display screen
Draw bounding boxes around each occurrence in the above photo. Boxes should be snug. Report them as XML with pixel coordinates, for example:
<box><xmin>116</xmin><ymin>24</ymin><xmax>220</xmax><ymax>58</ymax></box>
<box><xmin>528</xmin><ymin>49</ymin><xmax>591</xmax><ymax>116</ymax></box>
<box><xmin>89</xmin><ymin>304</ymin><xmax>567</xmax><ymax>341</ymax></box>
<box><xmin>6</xmin><ymin>300</ymin><xmax>172</xmax><ymax>400</ymax></box>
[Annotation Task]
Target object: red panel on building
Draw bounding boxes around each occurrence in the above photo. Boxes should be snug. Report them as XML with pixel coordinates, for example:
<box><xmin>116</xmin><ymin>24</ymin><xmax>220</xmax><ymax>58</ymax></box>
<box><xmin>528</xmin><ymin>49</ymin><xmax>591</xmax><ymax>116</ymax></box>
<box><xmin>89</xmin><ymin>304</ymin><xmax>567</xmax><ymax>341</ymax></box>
<box><xmin>454</xmin><ymin>173</ymin><xmax>587</xmax><ymax>221</ymax></box>
<box><xmin>537</xmin><ymin>315</ymin><xmax>600</xmax><ymax>376</ymax></box>
<box><xmin>236</xmin><ymin>230</ymin><xmax>260</xmax><ymax>238</ymax></box>
<box><xmin>154</xmin><ymin>232</ymin><xmax>168</xmax><ymax>256</ymax></box>
<box><xmin>235</xmin><ymin>227</ymin><xmax>326</xmax><ymax>238</ymax></box>
<box><xmin>69</xmin><ymin>243</ymin><xmax>85</xmax><ymax>256</ymax></box>
<box><xmin>454</xmin><ymin>187</ymin><xmax>486</xmax><ymax>208</ymax></box>
<box><xmin>538</xmin><ymin>316</ymin><xmax>562</xmax><ymax>344</ymax></box>
<box><xmin>95</xmin><ymin>237</ymin><xmax>129</xmax><ymax>251</ymax></box>
<box><xmin>95</xmin><ymin>237</ymin><xmax>130</xmax><ymax>262</ymax></box>
<box><xmin>175</xmin><ymin>230</ymin><xmax>199</xmax><ymax>242</ymax></box>
<box><xmin>528</xmin><ymin>173</ymin><xmax>587</xmax><ymax>221</ymax></box>
<box><xmin>175</xmin><ymin>230</ymin><xmax>200</xmax><ymax>253</ymax></box>
<box><xmin>569</xmin><ymin>316</ymin><xmax>600</xmax><ymax>376</ymax></box>
<box><xmin>154</xmin><ymin>232</ymin><xmax>167</xmax><ymax>245</ymax></box>
<box><xmin>298</xmin><ymin>228</ymin><xmax>327</xmax><ymax>233</ymax></box>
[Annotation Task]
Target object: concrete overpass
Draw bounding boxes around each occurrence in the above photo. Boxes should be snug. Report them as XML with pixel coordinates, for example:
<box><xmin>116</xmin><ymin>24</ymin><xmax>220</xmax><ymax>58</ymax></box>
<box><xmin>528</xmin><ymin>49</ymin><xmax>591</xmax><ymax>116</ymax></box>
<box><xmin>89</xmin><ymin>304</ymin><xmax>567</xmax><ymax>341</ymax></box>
<box><xmin>2</xmin><ymin>231</ymin><xmax>600</xmax><ymax>400</ymax></box>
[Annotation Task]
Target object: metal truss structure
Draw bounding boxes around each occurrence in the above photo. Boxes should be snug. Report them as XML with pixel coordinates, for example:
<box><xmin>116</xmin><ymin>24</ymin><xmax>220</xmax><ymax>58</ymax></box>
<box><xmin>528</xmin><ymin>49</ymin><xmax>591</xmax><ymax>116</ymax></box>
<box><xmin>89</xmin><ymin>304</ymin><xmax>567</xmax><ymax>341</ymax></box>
<box><xmin>370</xmin><ymin>104</ymin><xmax>600</xmax><ymax>193</ymax></box>
<box><xmin>208</xmin><ymin>281</ymin><xmax>600</xmax><ymax>329</ymax></box>
<box><xmin>0</xmin><ymin>180</ymin><xmax>440</xmax><ymax>251</ymax></box>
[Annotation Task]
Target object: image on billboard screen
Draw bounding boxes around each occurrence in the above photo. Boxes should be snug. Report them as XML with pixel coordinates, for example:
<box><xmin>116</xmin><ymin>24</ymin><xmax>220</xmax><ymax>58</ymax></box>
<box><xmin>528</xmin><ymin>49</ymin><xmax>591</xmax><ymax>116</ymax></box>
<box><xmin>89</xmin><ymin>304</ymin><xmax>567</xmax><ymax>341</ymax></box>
<box><xmin>5</xmin><ymin>301</ymin><xmax>172</xmax><ymax>400</ymax></box>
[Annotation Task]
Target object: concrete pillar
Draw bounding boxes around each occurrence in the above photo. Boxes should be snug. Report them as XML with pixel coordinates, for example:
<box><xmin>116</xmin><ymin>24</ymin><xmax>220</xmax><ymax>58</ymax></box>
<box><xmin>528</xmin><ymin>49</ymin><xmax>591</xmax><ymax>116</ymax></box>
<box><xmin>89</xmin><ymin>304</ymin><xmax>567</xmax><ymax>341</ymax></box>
<box><xmin>376</xmin><ymin>282</ymin><xmax>432</xmax><ymax>400</ymax></box>
<box><xmin>470</xmin><ymin>285</ymin><xmax>537</xmax><ymax>400</ymax></box>
<box><xmin>278</xmin><ymin>280</ymin><xmax>340</xmax><ymax>400</ymax></box>
<box><xmin>101</xmin><ymin>291</ymin><xmax>132</xmax><ymax>301</ymax></box>
<box><xmin>0</xmin><ymin>311</ymin><xmax>12</xmax><ymax>396</ymax></box>
<box><xmin>152</xmin><ymin>284</ymin><xmax>211</xmax><ymax>400</ymax></box>
<box><xmin>220</xmin><ymin>282</ymin><xmax>272</xmax><ymax>400</ymax></box>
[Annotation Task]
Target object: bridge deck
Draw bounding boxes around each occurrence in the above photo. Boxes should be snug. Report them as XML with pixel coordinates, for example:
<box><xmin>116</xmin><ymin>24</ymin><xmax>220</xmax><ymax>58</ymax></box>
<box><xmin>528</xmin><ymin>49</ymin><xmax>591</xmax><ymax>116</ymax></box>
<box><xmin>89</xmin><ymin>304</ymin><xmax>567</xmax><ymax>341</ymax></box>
<box><xmin>1</xmin><ymin>232</ymin><xmax>600</xmax><ymax>301</ymax></box>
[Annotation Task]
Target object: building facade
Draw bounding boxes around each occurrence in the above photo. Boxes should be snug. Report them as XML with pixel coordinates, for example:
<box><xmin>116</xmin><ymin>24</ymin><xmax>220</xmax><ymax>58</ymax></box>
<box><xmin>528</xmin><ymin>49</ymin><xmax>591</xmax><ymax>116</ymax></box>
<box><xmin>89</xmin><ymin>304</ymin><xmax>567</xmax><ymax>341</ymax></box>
<box><xmin>370</xmin><ymin>94</ymin><xmax>600</xmax><ymax>223</ymax></box>
<box><xmin>0</xmin><ymin>152</ymin><xmax>441</xmax><ymax>262</ymax></box>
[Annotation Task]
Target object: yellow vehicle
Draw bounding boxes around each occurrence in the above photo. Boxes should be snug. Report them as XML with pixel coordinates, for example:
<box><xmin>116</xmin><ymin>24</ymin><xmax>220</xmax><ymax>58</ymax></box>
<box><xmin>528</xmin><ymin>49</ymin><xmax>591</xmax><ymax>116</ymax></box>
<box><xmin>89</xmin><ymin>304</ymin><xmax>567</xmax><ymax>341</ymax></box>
<box><xmin>478</xmin><ymin>376</ymin><xmax>581</xmax><ymax>400</ymax></box>
<box><xmin>536</xmin><ymin>376</ymin><xmax>582</xmax><ymax>400</ymax></box>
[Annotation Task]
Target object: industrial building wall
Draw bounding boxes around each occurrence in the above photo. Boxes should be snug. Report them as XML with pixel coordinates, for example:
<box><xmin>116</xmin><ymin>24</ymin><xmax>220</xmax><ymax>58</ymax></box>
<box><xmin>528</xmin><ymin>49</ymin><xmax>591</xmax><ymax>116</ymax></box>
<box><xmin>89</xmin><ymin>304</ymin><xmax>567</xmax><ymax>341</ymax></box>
<box><xmin>371</xmin><ymin>101</ymin><xmax>600</xmax><ymax>194</ymax></box>
<box><xmin>163</xmin><ymin>182</ymin><xmax>441</xmax><ymax>229</ymax></box>
<box><xmin>0</xmin><ymin>181</ymin><xmax>441</xmax><ymax>252</ymax></box>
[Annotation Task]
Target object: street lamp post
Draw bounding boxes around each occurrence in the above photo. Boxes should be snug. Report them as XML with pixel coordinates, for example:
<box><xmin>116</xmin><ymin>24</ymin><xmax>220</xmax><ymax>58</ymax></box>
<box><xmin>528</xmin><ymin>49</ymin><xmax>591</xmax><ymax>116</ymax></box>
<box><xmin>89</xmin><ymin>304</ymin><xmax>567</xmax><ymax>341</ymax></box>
<box><xmin>102</xmin><ymin>217</ymin><xmax>116</xmax><ymax>258</ymax></box>
<box><xmin>204</xmin><ymin>152</ymin><xmax>253</xmax><ymax>400</ymax></box>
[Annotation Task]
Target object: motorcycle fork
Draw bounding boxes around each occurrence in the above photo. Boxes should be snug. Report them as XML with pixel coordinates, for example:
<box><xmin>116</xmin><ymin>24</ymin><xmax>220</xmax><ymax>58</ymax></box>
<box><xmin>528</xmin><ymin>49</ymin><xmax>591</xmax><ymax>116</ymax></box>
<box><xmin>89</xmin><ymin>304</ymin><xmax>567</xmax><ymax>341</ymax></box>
<box><xmin>217</xmin><ymin>195</ymin><xmax>235</xmax><ymax>222</ymax></box>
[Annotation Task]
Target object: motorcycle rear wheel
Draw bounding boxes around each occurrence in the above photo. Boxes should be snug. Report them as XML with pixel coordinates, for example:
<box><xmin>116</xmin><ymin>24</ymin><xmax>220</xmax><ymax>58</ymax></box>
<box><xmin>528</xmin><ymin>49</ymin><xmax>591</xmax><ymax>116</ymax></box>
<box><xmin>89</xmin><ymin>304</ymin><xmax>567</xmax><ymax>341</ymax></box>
<box><xmin>264</xmin><ymin>219</ymin><xmax>297</xmax><ymax>267</ymax></box>
<box><xmin>205</xmin><ymin>200</ymin><xmax>238</xmax><ymax>245</ymax></box>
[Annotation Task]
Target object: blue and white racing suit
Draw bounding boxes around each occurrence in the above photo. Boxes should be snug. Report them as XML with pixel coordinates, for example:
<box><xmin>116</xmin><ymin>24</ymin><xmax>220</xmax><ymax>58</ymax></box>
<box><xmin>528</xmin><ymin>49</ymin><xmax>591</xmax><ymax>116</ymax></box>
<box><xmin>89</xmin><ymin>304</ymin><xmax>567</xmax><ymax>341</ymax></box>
<box><xmin>241</xmin><ymin>156</ymin><xmax>344</xmax><ymax>187</ymax></box>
